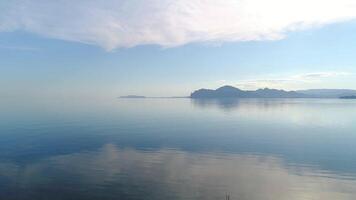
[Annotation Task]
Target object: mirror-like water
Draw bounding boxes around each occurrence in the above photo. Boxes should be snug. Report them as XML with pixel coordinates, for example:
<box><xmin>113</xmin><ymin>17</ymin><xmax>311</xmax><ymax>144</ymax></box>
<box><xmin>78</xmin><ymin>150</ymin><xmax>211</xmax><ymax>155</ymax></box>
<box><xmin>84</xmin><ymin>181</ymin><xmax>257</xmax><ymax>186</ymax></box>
<box><xmin>1</xmin><ymin>98</ymin><xmax>356</xmax><ymax>200</ymax></box>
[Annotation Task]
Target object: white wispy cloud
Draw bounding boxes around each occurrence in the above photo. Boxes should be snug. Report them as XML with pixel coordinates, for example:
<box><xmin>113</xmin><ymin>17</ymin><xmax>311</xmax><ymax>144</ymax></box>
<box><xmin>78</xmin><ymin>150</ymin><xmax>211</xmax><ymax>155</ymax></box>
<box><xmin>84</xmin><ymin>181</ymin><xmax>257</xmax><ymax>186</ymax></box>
<box><xmin>291</xmin><ymin>72</ymin><xmax>352</xmax><ymax>80</ymax></box>
<box><xmin>234</xmin><ymin>71</ymin><xmax>352</xmax><ymax>90</ymax></box>
<box><xmin>1</xmin><ymin>0</ymin><xmax>356</xmax><ymax>50</ymax></box>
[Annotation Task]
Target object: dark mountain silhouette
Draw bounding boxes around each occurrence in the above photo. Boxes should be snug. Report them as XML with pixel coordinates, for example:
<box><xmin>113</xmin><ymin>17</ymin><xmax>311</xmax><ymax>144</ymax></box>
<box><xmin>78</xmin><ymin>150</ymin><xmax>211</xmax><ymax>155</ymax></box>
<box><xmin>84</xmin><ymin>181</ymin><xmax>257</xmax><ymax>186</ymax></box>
<box><xmin>340</xmin><ymin>95</ymin><xmax>356</xmax><ymax>99</ymax></box>
<box><xmin>191</xmin><ymin>86</ymin><xmax>308</xmax><ymax>98</ymax></box>
<box><xmin>297</xmin><ymin>89</ymin><xmax>356</xmax><ymax>98</ymax></box>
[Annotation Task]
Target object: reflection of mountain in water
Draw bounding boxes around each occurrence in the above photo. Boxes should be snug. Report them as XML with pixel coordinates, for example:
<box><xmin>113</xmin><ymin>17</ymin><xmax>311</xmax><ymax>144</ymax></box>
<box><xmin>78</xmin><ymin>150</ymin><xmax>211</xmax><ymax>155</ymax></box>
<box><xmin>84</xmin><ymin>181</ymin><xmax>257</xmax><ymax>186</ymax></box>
<box><xmin>191</xmin><ymin>98</ymin><xmax>296</xmax><ymax>112</ymax></box>
<box><xmin>191</xmin><ymin>98</ymin><xmax>242</xmax><ymax>110</ymax></box>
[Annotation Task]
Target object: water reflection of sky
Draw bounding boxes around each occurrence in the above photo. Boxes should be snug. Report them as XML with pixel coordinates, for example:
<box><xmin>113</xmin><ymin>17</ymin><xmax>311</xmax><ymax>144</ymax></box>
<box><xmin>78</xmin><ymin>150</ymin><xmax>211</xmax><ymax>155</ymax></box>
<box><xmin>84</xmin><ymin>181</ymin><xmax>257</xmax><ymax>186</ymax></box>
<box><xmin>1</xmin><ymin>144</ymin><xmax>356</xmax><ymax>200</ymax></box>
<box><xmin>1</xmin><ymin>98</ymin><xmax>356</xmax><ymax>199</ymax></box>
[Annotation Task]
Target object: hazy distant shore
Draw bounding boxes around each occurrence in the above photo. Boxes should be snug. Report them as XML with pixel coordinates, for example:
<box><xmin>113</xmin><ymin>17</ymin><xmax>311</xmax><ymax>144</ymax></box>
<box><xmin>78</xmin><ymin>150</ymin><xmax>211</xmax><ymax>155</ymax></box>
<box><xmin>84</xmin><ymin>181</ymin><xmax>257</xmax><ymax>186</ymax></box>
<box><xmin>119</xmin><ymin>86</ymin><xmax>356</xmax><ymax>99</ymax></box>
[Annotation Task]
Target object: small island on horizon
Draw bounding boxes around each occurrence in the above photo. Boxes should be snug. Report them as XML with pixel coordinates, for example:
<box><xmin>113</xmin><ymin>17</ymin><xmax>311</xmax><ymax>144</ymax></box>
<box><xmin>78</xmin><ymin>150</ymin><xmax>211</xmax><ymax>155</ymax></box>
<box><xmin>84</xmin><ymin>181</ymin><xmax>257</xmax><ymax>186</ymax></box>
<box><xmin>120</xmin><ymin>95</ymin><xmax>146</xmax><ymax>98</ymax></box>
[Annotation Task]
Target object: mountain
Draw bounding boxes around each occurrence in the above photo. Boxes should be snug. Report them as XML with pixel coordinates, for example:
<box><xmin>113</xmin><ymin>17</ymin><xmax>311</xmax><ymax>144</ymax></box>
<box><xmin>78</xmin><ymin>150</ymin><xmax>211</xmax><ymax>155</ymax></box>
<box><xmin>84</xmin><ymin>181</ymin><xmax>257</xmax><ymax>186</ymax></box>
<box><xmin>297</xmin><ymin>89</ymin><xmax>356</xmax><ymax>98</ymax></box>
<box><xmin>191</xmin><ymin>86</ymin><xmax>308</xmax><ymax>98</ymax></box>
<box><xmin>340</xmin><ymin>96</ymin><xmax>356</xmax><ymax>99</ymax></box>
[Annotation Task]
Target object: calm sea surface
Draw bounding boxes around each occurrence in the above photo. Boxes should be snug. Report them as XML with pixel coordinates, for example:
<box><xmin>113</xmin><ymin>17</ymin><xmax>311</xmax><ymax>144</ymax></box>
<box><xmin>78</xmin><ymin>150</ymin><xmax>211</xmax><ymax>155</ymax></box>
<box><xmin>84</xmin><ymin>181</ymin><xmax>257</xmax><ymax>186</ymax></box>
<box><xmin>1</xmin><ymin>98</ymin><xmax>356</xmax><ymax>200</ymax></box>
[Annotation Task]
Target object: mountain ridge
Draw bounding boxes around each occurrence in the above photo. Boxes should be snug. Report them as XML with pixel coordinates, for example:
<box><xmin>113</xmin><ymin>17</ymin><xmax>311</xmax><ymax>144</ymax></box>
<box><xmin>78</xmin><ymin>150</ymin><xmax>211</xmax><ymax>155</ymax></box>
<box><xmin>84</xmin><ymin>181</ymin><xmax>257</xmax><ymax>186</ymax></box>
<box><xmin>191</xmin><ymin>86</ymin><xmax>356</xmax><ymax>98</ymax></box>
<box><xmin>191</xmin><ymin>86</ymin><xmax>307</xmax><ymax>98</ymax></box>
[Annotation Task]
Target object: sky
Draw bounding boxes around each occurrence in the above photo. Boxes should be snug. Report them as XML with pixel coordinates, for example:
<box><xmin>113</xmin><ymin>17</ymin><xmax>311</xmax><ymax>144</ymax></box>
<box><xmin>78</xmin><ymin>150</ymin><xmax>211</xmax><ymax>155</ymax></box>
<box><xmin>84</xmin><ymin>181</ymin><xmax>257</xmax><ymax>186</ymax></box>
<box><xmin>1</xmin><ymin>0</ymin><xmax>356</xmax><ymax>98</ymax></box>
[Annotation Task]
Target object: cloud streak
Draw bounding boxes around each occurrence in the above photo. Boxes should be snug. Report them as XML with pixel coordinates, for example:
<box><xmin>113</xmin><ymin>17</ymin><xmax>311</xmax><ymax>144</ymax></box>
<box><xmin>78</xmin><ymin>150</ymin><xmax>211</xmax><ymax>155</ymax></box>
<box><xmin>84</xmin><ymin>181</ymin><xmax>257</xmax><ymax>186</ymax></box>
<box><xmin>234</xmin><ymin>71</ymin><xmax>352</xmax><ymax>89</ymax></box>
<box><xmin>1</xmin><ymin>0</ymin><xmax>356</xmax><ymax>50</ymax></box>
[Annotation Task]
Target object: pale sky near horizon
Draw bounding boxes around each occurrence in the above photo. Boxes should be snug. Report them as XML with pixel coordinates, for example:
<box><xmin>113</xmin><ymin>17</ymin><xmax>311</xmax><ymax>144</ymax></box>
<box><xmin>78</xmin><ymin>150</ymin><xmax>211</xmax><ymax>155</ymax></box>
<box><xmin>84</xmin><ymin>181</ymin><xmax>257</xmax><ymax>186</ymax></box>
<box><xmin>1</xmin><ymin>0</ymin><xmax>356</xmax><ymax>98</ymax></box>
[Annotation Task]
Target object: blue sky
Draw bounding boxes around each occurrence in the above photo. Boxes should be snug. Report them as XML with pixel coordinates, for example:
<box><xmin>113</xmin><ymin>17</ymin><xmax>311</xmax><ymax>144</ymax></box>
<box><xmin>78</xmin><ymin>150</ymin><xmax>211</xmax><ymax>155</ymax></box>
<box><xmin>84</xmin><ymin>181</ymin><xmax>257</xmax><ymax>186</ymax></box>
<box><xmin>1</xmin><ymin>0</ymin><xmax>356</xmax><ymax>97</ymax></box>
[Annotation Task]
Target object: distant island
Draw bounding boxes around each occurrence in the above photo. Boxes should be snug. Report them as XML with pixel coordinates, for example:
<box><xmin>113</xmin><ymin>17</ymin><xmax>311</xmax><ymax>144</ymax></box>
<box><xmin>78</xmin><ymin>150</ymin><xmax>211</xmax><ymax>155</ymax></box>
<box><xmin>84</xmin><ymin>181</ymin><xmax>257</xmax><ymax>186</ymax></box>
<box><xmin>340</xmin><ymin>96</ymin><xmax>356</xmax><ymax>99</ymax></box>
<box><xmin>191</xmin><ymin>86</ymin><xmax>307</xmax><ymax>98</ymax></box>
<box><xmin>120</xmin><ymin>95</ymin><xmax>146</xmax><ymax>98</ymax></box>
<box><xmin>119</xmin><ymin>87</ymin><xmax>356</xmax><ymax>99</ymax></box>
<box><xmin>190</xmin><ymin>86</ymin><xmax>356</xmax><ymax>99</ymax></box>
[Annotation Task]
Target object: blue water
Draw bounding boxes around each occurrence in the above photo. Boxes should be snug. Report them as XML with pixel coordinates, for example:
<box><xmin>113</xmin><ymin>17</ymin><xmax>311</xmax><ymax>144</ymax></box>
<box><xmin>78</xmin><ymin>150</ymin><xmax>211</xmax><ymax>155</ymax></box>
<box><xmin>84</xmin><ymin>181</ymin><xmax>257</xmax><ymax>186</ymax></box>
<box><xmin>1</xmin><ymin>98</ymin><xmax>356</xmax><ymax>200</ymax></box>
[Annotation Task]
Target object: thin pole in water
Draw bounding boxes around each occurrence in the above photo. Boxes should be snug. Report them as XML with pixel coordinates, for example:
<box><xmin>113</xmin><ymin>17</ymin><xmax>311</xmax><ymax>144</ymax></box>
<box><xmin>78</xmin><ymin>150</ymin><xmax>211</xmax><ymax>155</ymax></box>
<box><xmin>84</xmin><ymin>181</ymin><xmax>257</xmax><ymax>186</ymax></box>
<box><xmin>226</xmin><ymin>194</ymin><xmax>230</xmax><ymax>200</ymax></box>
